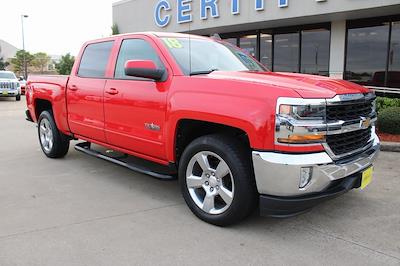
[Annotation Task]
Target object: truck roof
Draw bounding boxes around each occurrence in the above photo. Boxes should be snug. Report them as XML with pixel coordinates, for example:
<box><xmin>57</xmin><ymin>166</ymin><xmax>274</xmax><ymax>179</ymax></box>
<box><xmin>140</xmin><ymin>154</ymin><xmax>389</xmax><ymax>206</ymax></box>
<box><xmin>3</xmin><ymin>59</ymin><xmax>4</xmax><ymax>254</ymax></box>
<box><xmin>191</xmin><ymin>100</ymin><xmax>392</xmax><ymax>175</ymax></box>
<box><xmin>85</xmin><ymin>32</ymin><xmax>211</xmax><ymax>45</ymax></box>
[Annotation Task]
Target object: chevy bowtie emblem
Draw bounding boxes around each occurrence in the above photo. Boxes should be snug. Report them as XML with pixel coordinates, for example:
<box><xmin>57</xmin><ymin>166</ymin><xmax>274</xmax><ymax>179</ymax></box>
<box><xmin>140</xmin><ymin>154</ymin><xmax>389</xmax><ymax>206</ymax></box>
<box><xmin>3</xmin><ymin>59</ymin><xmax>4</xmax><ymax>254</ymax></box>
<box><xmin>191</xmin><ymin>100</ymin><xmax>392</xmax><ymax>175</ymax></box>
<box><xmin>360</xmin><ymin>117</ymin><xmax>371</xmax><ymax>129</ymax></box>
<box><xmin>145</xmin><ymin>123</ymin><xmax>161</xmax><ymax>131</ymax></box>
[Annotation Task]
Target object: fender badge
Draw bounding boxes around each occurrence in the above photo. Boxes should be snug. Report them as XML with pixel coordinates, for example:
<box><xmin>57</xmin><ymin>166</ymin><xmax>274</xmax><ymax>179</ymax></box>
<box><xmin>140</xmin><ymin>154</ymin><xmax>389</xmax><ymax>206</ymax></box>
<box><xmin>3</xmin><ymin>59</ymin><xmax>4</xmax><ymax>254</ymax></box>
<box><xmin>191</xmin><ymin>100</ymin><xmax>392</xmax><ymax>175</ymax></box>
<box><xmin>145</xmin><ymin>123</ymin><xmax>161</xmax><ymax>131</ymax></box>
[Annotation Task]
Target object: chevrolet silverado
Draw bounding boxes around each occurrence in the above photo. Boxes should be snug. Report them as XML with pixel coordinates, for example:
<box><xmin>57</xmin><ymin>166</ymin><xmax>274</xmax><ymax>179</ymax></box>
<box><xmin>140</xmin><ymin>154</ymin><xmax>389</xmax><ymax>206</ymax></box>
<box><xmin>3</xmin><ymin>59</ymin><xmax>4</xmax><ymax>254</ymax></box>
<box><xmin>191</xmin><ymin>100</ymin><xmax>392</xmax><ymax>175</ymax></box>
<box><xmin>26</xmin><ymin>32</ymin><xmax>380</xmax><ymax>226</ymax></box>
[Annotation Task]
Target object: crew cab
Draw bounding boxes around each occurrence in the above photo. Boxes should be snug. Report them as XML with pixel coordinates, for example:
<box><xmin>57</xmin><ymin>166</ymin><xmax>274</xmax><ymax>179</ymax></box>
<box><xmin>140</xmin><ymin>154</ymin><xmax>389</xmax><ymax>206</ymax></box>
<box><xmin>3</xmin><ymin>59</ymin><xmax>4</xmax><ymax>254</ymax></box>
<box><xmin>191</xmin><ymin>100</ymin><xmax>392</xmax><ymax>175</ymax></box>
<box><xmin>0</xmin><ymin>71</ymin><xmax>21</xmax><ymax>101</ymax></box>
<box><xmin>26</xmin><ymin>32</ymin><xmax>380</xmax><ymax>226</ymax></box>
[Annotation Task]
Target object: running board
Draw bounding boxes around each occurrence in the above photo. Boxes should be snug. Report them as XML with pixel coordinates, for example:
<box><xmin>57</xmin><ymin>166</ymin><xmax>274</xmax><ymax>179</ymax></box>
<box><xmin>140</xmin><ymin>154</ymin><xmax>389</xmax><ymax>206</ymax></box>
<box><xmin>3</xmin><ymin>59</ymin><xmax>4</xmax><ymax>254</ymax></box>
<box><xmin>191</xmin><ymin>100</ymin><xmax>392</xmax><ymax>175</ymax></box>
<box><xmin>74</xmin><ymin>142</ymin><xmax>176</xmax><ymax>181</ymax></box>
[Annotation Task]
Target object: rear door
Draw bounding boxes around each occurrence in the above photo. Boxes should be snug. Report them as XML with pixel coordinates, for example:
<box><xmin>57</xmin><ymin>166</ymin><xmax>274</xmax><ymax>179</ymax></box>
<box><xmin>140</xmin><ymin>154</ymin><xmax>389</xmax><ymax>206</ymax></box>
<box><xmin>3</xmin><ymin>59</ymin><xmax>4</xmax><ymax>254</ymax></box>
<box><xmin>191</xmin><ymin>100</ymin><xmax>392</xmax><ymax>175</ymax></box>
<box><xmin>67</xmin><ymin>41</ymin><xmax>114</xmax><ymax>142</ymax></box>
<box><xmin>104</xmin><ymin>37</ymin><xmax>170</xmax><ymax>160</ymax></box>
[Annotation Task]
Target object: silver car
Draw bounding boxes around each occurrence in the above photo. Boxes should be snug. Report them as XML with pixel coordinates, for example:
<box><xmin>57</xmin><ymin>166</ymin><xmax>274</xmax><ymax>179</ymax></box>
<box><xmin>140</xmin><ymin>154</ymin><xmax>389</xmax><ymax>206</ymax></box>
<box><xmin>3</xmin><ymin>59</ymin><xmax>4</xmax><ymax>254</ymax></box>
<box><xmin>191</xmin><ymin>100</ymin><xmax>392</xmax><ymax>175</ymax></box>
<box><xmin>0</xmin><ymin>71</ymin><xmax>21</xmax><ymax>101</ymax></box>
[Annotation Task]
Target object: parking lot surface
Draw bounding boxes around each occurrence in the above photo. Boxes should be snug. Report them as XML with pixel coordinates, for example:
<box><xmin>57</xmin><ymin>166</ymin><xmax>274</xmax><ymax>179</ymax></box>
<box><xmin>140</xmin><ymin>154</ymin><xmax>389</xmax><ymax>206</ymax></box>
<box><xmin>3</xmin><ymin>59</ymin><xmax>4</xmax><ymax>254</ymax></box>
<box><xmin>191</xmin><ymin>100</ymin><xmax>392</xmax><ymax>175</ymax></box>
<box><xmin>0</xmin><ymin>98</ymin><xmax>399</xmax><ymax>266</ymax></box>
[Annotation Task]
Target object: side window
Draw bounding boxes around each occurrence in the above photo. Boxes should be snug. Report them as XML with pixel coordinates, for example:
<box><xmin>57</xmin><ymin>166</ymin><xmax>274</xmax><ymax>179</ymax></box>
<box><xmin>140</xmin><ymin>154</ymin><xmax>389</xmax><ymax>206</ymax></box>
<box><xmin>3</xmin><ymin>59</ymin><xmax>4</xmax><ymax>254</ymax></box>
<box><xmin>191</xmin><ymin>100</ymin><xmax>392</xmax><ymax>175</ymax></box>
<box><xmin>115</xmin><ymin>39</ymin><xmax>165</xmax><ymax>79</ymax></box>
<box><xmin>78</xmin><ymin>41</ymin><xmax>114</xmax><ymax>78</ymax></box>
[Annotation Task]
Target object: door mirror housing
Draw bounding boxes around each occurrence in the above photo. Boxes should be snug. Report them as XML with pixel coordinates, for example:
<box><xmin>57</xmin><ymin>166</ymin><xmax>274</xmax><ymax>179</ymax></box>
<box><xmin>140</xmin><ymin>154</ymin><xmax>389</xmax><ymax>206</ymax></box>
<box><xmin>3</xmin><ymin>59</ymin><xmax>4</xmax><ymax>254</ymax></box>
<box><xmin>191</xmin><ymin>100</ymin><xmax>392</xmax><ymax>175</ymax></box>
<box><xmin>124</xmin><ymin>60</ymin><xmax>165</xmax><ymax>81</ymax></box>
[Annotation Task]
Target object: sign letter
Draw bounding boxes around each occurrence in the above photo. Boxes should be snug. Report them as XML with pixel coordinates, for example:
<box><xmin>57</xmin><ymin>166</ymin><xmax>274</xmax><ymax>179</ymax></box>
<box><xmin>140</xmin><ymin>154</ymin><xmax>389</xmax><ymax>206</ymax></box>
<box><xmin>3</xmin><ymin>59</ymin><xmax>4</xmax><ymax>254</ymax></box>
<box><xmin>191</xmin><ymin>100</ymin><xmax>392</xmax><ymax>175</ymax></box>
<box><xmin>154</xmin><ymin>0</ymin><xmax>171</xmax><ymax>27</ymax></box>
<box><xmin>200</xmin><ymin>0</ymin><xmax>219</xmax><ymax>20</ymax></box>
<box><xmin>231</xmin><ymin>0</ymin><xmax>239</xmax><ymax>15</ymax></box>
<box><xmin>177</xmin><ymin>0</ymin><xmax>192</xmax><ymax>24</ymax></box>
<box><xmin>278</xmin><ymin>0</ymin><xmax>288</xmax><ymax>8</ymax></box>
<box><xmin>255</xmin><ymin>0</ymin><xmax>264</xmax><ymax>11</ymax></box>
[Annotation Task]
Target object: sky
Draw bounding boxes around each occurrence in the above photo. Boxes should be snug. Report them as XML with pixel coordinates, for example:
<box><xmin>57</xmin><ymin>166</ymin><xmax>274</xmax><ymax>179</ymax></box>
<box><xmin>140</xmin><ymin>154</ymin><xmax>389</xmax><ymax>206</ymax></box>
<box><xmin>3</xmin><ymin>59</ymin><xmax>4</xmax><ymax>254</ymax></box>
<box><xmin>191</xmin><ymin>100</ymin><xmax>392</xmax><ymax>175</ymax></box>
<box><xmin>1</xmin><ymin>0</ymin><xmax>118</xmax><ymax>56</ymax></box>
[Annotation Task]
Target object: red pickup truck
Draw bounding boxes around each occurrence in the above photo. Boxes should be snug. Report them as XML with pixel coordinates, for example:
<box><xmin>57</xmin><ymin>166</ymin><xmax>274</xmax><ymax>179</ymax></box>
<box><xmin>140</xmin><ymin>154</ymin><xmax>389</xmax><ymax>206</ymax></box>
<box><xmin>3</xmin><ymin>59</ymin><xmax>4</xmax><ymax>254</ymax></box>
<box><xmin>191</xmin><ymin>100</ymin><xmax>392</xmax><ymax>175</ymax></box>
<box><xmin>26</xmin><ymin>32</ymin><xmax>380</xmax><ymax>226</ymax></box>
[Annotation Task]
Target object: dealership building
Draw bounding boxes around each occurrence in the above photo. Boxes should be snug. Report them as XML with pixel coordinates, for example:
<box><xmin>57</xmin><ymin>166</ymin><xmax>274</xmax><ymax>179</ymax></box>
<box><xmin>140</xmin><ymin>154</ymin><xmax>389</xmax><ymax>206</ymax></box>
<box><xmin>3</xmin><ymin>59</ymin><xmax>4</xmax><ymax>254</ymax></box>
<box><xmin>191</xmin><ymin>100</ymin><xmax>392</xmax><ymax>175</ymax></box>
<box><xmin>113</xmin><ymin>0</ymin><xmax>400</xmax><ymax>93</ymax></box>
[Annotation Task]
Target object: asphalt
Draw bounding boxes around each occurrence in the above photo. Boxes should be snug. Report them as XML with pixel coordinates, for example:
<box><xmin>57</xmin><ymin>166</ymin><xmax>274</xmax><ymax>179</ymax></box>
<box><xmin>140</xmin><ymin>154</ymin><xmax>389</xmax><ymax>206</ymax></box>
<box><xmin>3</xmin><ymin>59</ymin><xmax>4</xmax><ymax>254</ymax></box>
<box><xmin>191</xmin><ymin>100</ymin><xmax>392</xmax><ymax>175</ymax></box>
<box><xmin>0</xmin><ymin>97</ymin><xmax>399</xmax><ymax>266</ymax></box>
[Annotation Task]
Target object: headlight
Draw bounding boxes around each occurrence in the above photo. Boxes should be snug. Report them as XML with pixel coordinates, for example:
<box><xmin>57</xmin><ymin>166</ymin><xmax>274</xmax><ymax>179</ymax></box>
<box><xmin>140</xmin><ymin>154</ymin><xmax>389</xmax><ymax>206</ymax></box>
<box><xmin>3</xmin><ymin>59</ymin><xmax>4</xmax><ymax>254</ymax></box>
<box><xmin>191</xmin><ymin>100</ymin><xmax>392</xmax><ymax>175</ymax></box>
<box><xmin>276</xmin><ymin>98</ymin><xmax>327</xmax><ymax>144</ymax></box>
<box><xmin>279</xmin><ymin>104</ymin><xmax>326</xmax><ymax>120</ymax></box>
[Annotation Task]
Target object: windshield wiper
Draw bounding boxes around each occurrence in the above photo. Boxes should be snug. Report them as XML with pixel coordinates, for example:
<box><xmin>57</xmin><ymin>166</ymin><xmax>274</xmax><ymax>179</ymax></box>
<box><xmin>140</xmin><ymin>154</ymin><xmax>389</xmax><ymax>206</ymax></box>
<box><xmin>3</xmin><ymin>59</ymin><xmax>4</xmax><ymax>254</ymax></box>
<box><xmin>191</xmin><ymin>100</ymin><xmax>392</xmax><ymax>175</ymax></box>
<box><xmin>190</xmin><ymin>68</ymin><xmax>219</xmax><ymax>76</ymax></box>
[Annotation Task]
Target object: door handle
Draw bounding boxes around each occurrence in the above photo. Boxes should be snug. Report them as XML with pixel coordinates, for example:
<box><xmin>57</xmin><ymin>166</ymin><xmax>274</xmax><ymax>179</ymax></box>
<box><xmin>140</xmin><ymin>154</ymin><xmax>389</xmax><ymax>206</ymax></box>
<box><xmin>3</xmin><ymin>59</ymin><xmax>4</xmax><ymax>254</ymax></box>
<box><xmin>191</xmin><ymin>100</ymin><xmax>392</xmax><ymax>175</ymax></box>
<box><xmin>69</xmin><ymin>85</ymin><xmax>78</xmax><ymax>91</ymax></box>
<box><xmin>105</xmin><ymin>88</ymin><xmax>119</xmax><ymax>95</ymax></box>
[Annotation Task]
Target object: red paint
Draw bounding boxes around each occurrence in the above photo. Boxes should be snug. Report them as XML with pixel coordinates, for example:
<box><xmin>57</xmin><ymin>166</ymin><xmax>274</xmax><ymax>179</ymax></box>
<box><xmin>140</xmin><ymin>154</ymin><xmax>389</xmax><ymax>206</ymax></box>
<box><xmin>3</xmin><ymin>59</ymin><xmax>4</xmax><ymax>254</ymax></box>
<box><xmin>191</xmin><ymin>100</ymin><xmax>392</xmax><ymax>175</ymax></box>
<box><xmin>125</xmin><ymin>60</ymin><xmax>158</xmax><ymax>70</ymax></box>
<box><xmin>26</xmin><ymin>32</ymin><xmax>372</xmax><ymax>165</ymax></box>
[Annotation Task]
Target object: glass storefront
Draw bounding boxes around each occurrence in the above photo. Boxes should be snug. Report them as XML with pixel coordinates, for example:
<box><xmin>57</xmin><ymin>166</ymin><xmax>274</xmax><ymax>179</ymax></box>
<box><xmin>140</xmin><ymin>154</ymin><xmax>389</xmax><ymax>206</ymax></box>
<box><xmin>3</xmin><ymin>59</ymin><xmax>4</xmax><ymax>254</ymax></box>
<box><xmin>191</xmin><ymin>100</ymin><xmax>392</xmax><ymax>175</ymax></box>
<box><xmin>239</xmin><ymin>35</ymin><xmax>258</xmax><ymax>58</ymax></box>
<box><xmin>345</xmin><ymin>17</ymin><xmax>400</xmax><ymax>88</ymax></box>
<box><xmin>260</xmin><ymin>34</ymin><xmax>272</xmax><ymax>69</ymax></box>
<box><xmin>219</xmin><ymin>16</ymin><xmax>400</xmax><ymax>89</ymax></box>
<box><xmin>388</xmin><ymin>21</ymin><xmax>400</xmax><ymax>88</ymax></box>
<box><xmin>221</xmin><ymin>24</ymin><xmax>330</xmax><ymax>76</ymax></box>
<box><xmin>274</xmin><ymin>33</ymin><xmax>299</xmax><ymax>72</ymax></box>
<box><xmin>301</xmin><ymin>29</ymin><xmax>330</xmax><ymax>76</ymax></box>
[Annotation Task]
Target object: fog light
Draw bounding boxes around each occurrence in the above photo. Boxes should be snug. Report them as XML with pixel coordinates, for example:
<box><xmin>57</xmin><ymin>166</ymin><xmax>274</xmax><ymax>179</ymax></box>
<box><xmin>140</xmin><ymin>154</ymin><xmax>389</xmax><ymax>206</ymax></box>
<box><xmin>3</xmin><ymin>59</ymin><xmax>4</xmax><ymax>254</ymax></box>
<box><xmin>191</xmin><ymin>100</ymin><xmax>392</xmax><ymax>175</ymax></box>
<box><xmin>300</xmin><ymin>167</ymin><xmax>313</xmax><ymax>188</ymax></box>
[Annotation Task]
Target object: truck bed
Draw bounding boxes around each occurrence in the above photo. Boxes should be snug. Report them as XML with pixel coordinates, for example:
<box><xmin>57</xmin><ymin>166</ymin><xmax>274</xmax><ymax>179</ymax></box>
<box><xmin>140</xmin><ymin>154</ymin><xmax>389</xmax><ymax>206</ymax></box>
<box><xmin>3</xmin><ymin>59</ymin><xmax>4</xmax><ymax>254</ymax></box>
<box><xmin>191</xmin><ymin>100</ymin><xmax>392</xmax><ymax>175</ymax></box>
<box><xmin>28</xmin><ymin>75</ymin><xmax>70</xmax><ymax>87</ymax></box>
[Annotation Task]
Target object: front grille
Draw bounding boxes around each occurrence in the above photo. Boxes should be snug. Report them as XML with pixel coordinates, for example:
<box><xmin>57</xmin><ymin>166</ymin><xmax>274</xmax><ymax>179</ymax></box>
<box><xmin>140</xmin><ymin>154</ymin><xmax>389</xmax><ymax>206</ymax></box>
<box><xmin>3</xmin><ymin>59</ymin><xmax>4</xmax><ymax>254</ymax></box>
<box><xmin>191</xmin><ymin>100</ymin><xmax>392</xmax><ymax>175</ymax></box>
<box><xmin>327</xmin><ymin>127</ymin><xmax>372</xmax><ymax>156</ymax></box>
<box><xmin>0</xmin><ymin>82</ymin><xmax>16</xmax><ymax>90</ymax></box>
<box><xmin>327</xmin><ymin>100</ymin><xmax>373</xmax><ymax>121</ymax></box>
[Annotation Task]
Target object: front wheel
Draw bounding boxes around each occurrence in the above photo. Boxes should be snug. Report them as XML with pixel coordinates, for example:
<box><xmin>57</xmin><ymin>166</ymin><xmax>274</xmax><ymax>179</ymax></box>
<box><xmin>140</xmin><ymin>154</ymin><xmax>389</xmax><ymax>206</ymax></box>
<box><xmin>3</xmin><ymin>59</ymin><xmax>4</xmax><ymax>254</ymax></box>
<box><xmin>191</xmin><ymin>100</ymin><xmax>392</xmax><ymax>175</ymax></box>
<box><xmin>38</xmin><ymin>111</ymin><xmax>70</xmax><ymax>158</ymax></box>
<box><xmin>179</xmin><ymin>134</ymin><xmax>257</xmax><ymax>226</ymax></box>
<box><xmin>16</xmin><ymin>94</ymin><xmax>21</xmax><ymax>101</ymax></box>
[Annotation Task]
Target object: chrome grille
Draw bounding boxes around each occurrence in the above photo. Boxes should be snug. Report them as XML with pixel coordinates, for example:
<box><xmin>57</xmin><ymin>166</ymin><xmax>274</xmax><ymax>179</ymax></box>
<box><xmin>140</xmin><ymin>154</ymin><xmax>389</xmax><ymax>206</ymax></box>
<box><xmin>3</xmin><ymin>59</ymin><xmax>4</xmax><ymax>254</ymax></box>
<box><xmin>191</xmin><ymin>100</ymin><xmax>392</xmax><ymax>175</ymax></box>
<box><xmin>327</xmin><ymin>127</ymin><xmax>372</xmax><ymax>156</ymax></box>
<box><xmin>327</xmin><ymin>99</ymin><xmax>374</xmax><ymax>121</ymax></box>
<box><xmin>0</xmin><ymin>82</ymin><xmax>17</xmax><ymax>90</ymax></box>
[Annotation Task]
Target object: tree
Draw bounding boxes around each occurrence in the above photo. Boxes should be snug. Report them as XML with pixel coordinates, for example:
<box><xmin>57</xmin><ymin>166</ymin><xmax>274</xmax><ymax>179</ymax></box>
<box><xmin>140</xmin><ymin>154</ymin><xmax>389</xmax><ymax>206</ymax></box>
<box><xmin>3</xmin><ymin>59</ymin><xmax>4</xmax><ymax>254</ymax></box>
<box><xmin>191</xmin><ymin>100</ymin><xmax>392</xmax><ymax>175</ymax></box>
<box><xmin>10</xmin><ymin>50</ymin><xmax>34</xmax><ymax>74</ymax></box>
<box><xmin>55</xmin><ymin>53</ymin><xmax>75</xmax><ymax>75</ymax></box>
<box><xmin>111</xmin><ymin>24</ymin><xmax>120</xmax><ymax>35</ymax></box>
<box><xmin>33</xmin><ymin>52</ymin><xmax>51</xmax><ymax>74</ymax></box>
<box><xmin>0</xmin><ymin>57</ymin><xmax>8</xmax><ymax>70</ymax></box>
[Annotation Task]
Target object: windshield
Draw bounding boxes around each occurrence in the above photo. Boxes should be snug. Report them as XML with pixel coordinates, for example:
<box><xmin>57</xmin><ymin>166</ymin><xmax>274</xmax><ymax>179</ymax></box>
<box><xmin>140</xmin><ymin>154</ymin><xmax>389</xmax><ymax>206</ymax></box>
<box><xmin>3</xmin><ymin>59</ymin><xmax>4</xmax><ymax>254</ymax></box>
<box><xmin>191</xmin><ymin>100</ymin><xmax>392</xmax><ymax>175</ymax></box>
<box><xmin>0</xmin><ymin>72</ymin><xmax>16</xmax><ymax>79</ymax></box>
<box><xmin>162</xmin><ymin>37</ymin><xmax>267</xmax><ymax>75</ymax></box>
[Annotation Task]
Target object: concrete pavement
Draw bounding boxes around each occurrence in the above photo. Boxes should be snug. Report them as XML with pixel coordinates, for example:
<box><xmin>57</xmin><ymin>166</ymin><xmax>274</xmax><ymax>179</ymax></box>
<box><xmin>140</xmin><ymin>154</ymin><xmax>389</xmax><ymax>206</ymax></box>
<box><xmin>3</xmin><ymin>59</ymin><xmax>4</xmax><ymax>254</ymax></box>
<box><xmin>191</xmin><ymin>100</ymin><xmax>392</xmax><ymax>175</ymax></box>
<box><xmin>0</xmin><ymin>97</ymin><xmax>399</xmax><ymax>266</ymax></box>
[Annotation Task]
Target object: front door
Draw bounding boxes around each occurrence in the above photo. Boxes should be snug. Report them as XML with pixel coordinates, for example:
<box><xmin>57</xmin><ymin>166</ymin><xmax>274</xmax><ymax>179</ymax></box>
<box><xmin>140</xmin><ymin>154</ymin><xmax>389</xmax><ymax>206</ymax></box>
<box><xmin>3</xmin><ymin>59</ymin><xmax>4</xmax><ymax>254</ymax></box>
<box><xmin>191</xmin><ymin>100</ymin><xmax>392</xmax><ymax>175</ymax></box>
<box><xmin>104</xmin><ymin>38</ymin><xmax>169</xmax><ymax>160</ymax></box>
<box><xmin>67</xmin><ymin>41</ymin><xmax>114</xmax><ymax>142</ymax></box>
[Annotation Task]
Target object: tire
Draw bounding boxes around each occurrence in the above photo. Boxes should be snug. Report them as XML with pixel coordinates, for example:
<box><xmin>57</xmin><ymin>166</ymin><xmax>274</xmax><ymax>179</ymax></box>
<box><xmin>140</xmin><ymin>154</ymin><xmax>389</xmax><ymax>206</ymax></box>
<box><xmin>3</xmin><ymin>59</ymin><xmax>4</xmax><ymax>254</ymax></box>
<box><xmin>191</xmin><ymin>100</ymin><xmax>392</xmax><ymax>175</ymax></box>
<box><xmin>16</xmin><ymin>94</ymin><xmax>21</xmax><ymax>101</ymax></box>
<box><xmin>179</xmin><ymin>134</ymin><xmax>257</xmax><ymax>226</ymax></box>
<box><xmin>38</xmin><ymin>110</ymin><xmax>70</xmax><ymax>158</ymax></box>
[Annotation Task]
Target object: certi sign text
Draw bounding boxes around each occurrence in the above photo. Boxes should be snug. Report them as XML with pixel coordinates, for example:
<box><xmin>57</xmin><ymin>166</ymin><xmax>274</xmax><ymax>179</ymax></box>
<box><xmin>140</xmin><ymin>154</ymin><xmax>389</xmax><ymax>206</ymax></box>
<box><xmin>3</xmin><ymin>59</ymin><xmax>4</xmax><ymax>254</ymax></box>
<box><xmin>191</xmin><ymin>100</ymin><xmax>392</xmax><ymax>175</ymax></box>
<box><xmin>154</xmin><ymin>0</ymin><xmax>327</xmax><ymax>28</ymax></box>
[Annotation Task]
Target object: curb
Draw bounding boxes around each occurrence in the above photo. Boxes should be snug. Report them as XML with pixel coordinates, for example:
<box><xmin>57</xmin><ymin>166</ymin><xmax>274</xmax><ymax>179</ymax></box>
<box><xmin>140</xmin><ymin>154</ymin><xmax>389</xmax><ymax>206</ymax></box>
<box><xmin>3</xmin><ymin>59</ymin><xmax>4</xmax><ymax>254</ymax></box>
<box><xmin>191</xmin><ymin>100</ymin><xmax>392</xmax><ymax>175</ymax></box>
<box><xmin>380</xmin><ymin>141</ymin><xmax>400</xmax><ymax>152</ymax></box>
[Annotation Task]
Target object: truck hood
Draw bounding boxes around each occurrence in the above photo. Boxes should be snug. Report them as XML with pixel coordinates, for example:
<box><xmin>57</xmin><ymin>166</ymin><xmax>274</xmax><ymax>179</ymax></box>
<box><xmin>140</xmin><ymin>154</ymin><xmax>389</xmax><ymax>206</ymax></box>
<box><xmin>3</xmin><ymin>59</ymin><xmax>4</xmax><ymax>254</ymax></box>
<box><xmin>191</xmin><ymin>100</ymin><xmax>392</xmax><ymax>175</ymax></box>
<box><xmin>206</xmin><ymin>71</ymin><xmax>370</xmax><ymax>99</ymax></box>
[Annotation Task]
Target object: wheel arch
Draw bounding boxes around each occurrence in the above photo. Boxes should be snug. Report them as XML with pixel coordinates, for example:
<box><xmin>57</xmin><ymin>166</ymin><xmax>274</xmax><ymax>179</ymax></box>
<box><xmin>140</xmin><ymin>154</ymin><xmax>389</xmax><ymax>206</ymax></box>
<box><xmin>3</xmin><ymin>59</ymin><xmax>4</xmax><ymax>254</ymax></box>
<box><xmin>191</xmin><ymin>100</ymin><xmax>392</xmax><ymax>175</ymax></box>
<box><xmin>171</xmin><ymin>118</ymin><xmax>252</xmax><ymax>164</ymax></box>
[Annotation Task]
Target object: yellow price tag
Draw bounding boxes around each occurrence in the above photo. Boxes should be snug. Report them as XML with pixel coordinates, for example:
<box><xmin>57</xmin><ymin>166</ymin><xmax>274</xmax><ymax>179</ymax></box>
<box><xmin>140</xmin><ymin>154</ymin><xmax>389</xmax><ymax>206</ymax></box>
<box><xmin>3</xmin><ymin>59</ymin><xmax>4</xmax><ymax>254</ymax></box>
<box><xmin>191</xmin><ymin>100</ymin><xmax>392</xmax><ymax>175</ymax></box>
<box><xmin>361</xmin><ymin>167</ymin><xmax>373</xmax><ymax>189</ymax></box>
<box><xmin>164</xmin><ymin>38</ymin><xmax>183</xmax><ymax>49</ymax></box>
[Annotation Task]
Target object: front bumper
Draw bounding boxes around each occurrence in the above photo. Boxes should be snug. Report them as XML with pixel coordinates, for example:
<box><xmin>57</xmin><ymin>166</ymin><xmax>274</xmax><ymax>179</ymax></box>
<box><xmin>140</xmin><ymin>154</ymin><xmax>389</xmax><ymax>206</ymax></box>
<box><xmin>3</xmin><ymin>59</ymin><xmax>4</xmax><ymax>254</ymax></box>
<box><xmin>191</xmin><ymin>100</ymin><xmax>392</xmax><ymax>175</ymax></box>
<box><xmin>0</xmin><ymin>90</ymin><xmax>19</xmax><ymax>97</ymax></box>
<box><xmin>252</xmin><ymin>133</ymin><xmax>380</xmax><ymax>217</ymax></box>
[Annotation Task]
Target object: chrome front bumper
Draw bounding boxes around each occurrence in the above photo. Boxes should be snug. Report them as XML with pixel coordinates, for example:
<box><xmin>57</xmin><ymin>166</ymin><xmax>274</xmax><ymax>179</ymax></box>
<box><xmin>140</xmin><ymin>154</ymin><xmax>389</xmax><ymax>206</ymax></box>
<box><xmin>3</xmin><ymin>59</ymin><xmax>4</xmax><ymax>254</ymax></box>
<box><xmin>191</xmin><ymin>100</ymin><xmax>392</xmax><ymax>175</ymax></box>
<box><xmin>252</xmin><ymin>132</ymin><xmax>380</xmax><ymax>197</ymax></box>
<box><xmin>0</xmin><ymin>89</ymin><xmax>19</xmax><ymax>96</ymax></box>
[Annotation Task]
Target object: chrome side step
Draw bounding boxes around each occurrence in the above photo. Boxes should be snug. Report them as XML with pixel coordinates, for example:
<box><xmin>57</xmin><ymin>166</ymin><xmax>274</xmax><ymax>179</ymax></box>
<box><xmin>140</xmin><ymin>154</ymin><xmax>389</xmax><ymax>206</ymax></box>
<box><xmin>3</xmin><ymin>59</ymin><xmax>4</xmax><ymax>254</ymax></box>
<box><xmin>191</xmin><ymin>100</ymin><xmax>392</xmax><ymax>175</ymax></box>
<box><xmin>74</xmin><ymin>142</ymin><xmax>176</xmax><ymax>180</ymax></box>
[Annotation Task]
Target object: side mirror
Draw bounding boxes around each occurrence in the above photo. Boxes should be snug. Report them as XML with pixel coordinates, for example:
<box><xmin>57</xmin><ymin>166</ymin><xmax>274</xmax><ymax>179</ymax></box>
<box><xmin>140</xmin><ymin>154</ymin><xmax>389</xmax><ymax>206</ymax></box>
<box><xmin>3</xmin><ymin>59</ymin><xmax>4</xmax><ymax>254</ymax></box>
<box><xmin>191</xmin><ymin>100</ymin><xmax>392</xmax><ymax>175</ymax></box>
<box><xmin>124</xmin><ymin>60</ymin><xmax>165</xmax><ymax>81</ymax></box>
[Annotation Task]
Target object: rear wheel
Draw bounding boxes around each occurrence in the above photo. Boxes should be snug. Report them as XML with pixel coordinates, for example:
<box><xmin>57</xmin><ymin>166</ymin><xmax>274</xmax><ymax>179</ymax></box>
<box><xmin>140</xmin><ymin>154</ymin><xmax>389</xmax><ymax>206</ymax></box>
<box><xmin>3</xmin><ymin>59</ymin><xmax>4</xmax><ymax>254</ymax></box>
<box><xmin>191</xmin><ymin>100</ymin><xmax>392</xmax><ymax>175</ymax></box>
<box><xmin>38</xmin><ymin>111</ymin><xmax>70</xmax><ymax>158</ymax></box>
<box><xmin>179</xmin><ymin>134</ymin><xmax>257</xmax><ymax>226</ymax></box>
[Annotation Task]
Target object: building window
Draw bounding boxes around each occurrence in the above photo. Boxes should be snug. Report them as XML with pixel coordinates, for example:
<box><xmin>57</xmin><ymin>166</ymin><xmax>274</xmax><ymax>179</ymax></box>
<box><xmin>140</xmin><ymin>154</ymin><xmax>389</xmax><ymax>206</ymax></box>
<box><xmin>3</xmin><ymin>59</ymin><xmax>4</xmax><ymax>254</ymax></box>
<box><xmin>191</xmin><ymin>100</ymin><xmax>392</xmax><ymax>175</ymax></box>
<box><xmin>345</xmin><ymin>17</ymin><xmax>400</xmax><ymax>88</ymax></box>
<box><xmin>388</xmin><ymin>21</ymin><xmax>400</xmax><ymax>88</ymax></box>
<box><xmin>301</xmin><ymin>29</ymin><xmax>330</xmax><ymax>76</ymax></box>
<box><xmin>239</xmin><ymin>35</ymin><xmax>257</xmax><ymax>58</ymax></box>
<box><xmin>223</xmin><ymin>38</ymin><xmax>237</xmax><ymax>46</ymax></box>
<box><xmin>274</xmin><ymin>32</ymin><xmax>300</xmax><ymax>72</ymax></box>
<box><xmin>345</xmin><ymin>23</ymin><xmax>390</xmax><ymax>87</ymax></box>
<box><xmin>260</xmin><ymin>34</ymin><xmax>272</xmax><ymax>69</ymax></box>
<box><xmin>222</xmin><ymin>24</ymin><xmax>330</xmax><ymax>76</ymax></box>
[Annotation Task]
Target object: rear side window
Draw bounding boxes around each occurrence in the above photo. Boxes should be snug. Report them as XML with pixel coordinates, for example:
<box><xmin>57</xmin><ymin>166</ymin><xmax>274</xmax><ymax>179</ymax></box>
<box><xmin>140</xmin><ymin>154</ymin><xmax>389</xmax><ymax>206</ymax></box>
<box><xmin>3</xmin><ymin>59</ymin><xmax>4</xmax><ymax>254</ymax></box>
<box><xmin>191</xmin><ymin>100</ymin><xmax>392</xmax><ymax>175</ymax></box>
<box><xmin>115</xmin><ymin>39</ymin><xmax>164</xmax><ymax>79</ymax></box>
<box><xmin>78</xmin><ymin>41</ymin><xmax>114</xmax><ymax>78</ymax></box>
